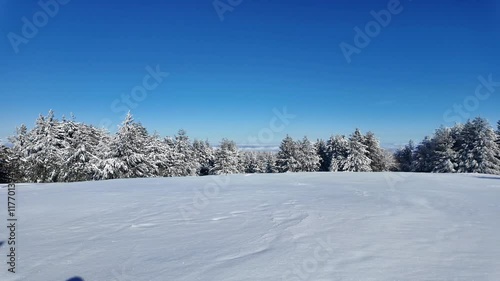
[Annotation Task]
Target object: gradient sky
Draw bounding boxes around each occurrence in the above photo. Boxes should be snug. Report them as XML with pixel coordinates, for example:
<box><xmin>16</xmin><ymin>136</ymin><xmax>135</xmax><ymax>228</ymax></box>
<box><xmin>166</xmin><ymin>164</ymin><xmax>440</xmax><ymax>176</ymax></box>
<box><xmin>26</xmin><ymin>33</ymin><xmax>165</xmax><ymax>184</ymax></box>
<box><xmin>1</xmin><ymin>0</ymin><xmax>499</xmax><ymax>147</ymax></box>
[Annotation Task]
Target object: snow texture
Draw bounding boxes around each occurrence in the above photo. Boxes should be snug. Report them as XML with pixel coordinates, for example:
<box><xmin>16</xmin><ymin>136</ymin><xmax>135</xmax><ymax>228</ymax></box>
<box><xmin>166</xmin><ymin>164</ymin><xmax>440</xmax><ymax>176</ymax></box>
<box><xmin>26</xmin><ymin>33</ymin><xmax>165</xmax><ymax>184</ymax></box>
<box><xmin>1</xmin><ymin>172</ymin><xmax>500</xmax><ymax>281</ymax></box>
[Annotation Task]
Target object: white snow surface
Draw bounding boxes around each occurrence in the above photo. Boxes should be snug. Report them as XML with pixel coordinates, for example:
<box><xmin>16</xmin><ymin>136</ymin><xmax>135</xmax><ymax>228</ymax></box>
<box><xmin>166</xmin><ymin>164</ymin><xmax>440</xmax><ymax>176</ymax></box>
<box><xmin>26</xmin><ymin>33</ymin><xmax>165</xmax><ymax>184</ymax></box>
<box><xmin>2</xmin><ymin>172</ymin><xmax>500</xmax><ymax>281</ymax></box>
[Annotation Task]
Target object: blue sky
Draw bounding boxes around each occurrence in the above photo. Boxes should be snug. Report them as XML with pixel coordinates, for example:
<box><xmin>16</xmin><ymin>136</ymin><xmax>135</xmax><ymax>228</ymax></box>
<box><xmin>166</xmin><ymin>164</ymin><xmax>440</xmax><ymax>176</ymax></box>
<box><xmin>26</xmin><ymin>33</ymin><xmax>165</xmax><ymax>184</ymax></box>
<box><xmin>1</xmin><ymin>0</ymin><xmax>499</xmax><ymax>147</ymax></box>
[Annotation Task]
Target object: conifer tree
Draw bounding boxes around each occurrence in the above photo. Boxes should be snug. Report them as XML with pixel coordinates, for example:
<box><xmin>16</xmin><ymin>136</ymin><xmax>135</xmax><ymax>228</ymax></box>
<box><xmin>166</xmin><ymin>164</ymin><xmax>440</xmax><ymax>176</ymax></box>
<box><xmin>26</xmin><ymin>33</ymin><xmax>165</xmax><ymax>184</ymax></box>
<box><xmin>193</xmin><ymin>139</ymin><xmax>214</xmax><ymax>176</ymax></box>
<box><xmin>172</xmin><ymin>130</ymin><xmax>199</xmax><ymax>176</ymax></box>
<box><xmin>106</xmin><ymin>112</ymin><xmax>155</xmax><ymax>179</ymax></box>
<box><xmin>275</xmin><ymin>135</ymin><xmax>300</xmax><ymax>173</ymax></box>
<box><xmin>297</xmin><ymin>136</ymin><xmax>320</xmax><ymax>172</ymax></box>
<box><xmin>60</xmin><ymin>118</ymin><xmax>105</xmax><ymax>182</ymax></box>
<box><xmin>344</xmin><ymin>129</ymin><xmax>372</xmax><ymax>172</ymax></box>
<box><xmin>412</xmin><ymin>136</ymin><xmax>435</xmax><ymax>173</ymax></box>
<box><xmin>23</xmin><ymin>110</ymin><xmax>67</xmax><ymax>182</ymax></box>
<box><xmin>315</xmin><ymin>139</ymin><xmax>330</xmax><ymax>172</ymax></box>
<box><xmin>0</xmin><ymin>145</ymin><xmax>12</xmax><ymax>183</ymax></box>
<box><xmin>262</xmin><ymin>152</ymin><xmax>278</xmax><ymax>173</ymax></box>
<box><xmin>8</xmin><ymin>124</ymin><xmax>29</xmax><ymax>182</ymax></box>
<box><xmin>432</xmin><ymin>127</ymin><xmax>457</xmax><ymax>173</ymax></box>
<box><xmin>456</xmin><ymin>117</ymin><xmax>500</xmax><ymax>174</ymax></box>
<box><xmin>394</xmin><ymin>140</ymin><xmax>415</xmax><ymax>172</ymax></box>
<box><xmin>328</xmin><ymin>135</ymin><xmax>349</xmax><ymax>172</ymax></box>
<box><xmin>145</xmin><ymin>133</ymin><xmax>170</xmax><ymax>177</ymax></box>
<box><xmin>496</xmin><ymin>120</ymin><xmax>500</xmax><ymax>146</ymax></box>
<box><xmin>450</xmin><ymin>123</ymin><xmax>464</xmax><ymax>156</ymax></box>
<box><xmin>363</xmin><ymin>131</ymin><xmax>387</xmax><ymax>172</ymax></box>
<box><xmin>212</xmin><ymin>139</ymin><xmax>240</xmax><ymax>175</ymax></box>
<box><xmin>240</xmin><ymin>151</ymin><xmax>260</xmax><ymax>173</ymax></box>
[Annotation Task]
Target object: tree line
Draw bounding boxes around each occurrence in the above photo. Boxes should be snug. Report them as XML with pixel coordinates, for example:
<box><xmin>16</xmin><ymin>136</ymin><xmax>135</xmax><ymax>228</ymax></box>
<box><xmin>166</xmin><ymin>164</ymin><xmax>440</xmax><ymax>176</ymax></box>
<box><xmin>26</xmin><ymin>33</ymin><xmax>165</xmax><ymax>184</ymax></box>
<box><xmin>0</xmin><ymin>111</ymin><xmax>499</xmax><ymax>183</ymax></box>
<box><xmin>394</xmin><ymin>117</ymin><xmax>500</xmax><ymax>174</ymax></box>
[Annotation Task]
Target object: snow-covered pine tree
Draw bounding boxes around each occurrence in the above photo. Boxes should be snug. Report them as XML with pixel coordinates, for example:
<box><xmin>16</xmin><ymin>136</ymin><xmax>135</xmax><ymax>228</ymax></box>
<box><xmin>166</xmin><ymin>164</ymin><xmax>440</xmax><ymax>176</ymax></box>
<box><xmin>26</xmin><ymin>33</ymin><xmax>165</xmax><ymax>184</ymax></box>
<box><xmin>315</xmin><ymin>139</ymin><xmax>330</xmax><ymax>172</ymax></box>
<box><xmin>496</xmin><ymin>120</ymin><xmax>500</xmax><ymax>168</ymax></box>
<box><xmin>382</xmin><ymin>149</ymin><xmax>397</xmax><ymax>171</ymax></box>
<box><xmin>297</xmin><ymin>136</ymin><xmax>320</xmax><ymax>172</ymax></box>
<box><xmin>171</xmin><ymin>130</ymin><xmax>199</xmax><ymax>177</ymax></box>
<box><xmin>432</xmin><ymin>127</ymin><xmax>457</xmax><ymax>173</ymax></box>
<box><xmin>456</xmin><ymin>119</ymin><xmax>480</xmax><ymax>173</ymax></box>
<box><xmin>450</xmin><ymin>123</ymin><xmax>464</xmax><ymax>155</ymax></box>
<box><xmin>456</xmin><ymin>117</ymin><xmax>500</xmax><ymax>174</ymax></box>
<box><xmin>496</xmin><ymin>120</ymin><xmax>500</xmax><ymax>150</ymax></box>
<box><xmin>23</xmin><ymin>110</ymin><xmax>68</xmax><ymax>182</ymax></box>
<box><xmin>344</xmin><ymin>129</ymin><xmax>372</xmax><ymax>172</ymax></box>
<box><xmin>93</xmin><ymin>127</ymin><xmax>114</xmax><ymax>180</ymax></box>
<box><xmin>262</xmin><ymin>152</ymin><xmax>278</xmax><ymax>173</ymax></box>
<box><xmin>7</xmin><ymin>124</ymin><xmax>29</xmax><ymax>182</ymax></box>
<box><xmin>59</xmin><ymin>117</ymin><xmax>105</xmax><ymax>182</ymax></box>
<box><xmin>252</xmin><ymin>151</ymin><xmax>269</xmax><ymax>173</ymax></box>
<box><xmin>0</xmin><ymin>144</ymin><xmax>12</xmax><ymax>183</ymax></box>
<box><xmin>363</xmin><ymin>131</ymin><xmax>387</xmax><ymax>171</ymax></box>
<box><xmin>86</xmin><ymin>125</ymin><xmax>111</xmax><ymax>180</ymax></box>
<box><xmin>394</xmin><ymin>140</ymin><xmax>415</xmax><ymax>172</ymax></box>
<box><xmin>160</xmin><ymin>136</ymin><xmax>179</xmax><ymax>177</ymax></box>
<box><xmin>275</xmin><ymin>135</ymin><xmax>300</xmax><ymax>173</ymax></box>
<box><xmin>143</xmin><ymin>136</ymin><xmax>181</xmax><ymax>178</ymax></box>
<box><xmin>240</xmin><ymin>151</ymin><xmax>260</xmax><ymax>174</ymax></box>
<box><xmin>106</xmin><ymin>112</ymin><xmax>155</xmax><ymax>179</ymax></box>
<box><xmin>412</xmin><ymin>136</ymin><xmax>435</xmax><ymax>173</ymax></box>
<box><xmin>327</xmin><ymin>135</ymin><xmax>349</xmax><ymax>172</ymax></box>
<box><xmin>144</xmin><ymin>132</ymin><xmax>170</xmax><ymax>177</ymax></box>
<box><xmin>193</xmin><ymin>139</ymin><xmax>214</xmax><ymax>176</ymax></box>
<box><xmin>211</xmin><ymin>139</ymin><xmax>240</xmax><ymax>175</ymax></box>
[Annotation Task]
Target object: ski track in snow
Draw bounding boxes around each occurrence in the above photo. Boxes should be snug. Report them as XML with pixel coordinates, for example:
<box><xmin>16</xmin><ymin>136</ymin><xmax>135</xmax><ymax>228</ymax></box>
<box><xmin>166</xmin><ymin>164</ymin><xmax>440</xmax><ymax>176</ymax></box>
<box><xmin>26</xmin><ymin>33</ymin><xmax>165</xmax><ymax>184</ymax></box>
<box><xmin>1</xmin><ymin>172</ymin><xmax>500</xmax><ymax>281</ymax></box>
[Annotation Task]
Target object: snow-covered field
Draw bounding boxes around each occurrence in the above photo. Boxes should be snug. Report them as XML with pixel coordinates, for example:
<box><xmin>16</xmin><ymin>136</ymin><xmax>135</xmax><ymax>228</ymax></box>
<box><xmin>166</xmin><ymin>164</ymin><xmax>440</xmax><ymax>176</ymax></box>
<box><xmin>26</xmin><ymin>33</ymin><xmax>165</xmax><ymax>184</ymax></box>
<box><xmin>1</xmin><ymin>172</ymin><xmax>500</xmax><ymax>281</ymax></box>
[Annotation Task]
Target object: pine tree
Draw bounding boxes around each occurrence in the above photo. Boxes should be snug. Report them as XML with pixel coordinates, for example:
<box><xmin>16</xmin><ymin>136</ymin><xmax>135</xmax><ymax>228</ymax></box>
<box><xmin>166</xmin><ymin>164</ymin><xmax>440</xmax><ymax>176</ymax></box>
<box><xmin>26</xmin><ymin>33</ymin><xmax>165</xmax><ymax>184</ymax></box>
<box><xmin>106</xmin><ymin>112</ymin><xmax>155</xmax><ymax>179</ymax></box>
<box><xmin>193</xmin><ymin>139</ymin><xmax>214</xmax><ymax>176</ymax></box>
<box><xmin>450</xmin><ymin>123</ymin><xmax>464</xmax><ymax>152</ymax></box>
<box><xmin>275</xmin><ymin>135</ymin><xmax>300</xmax><ymax>173</ymax></box>
<box><xmin>315</xmin><ymin>139</ymin><xmax>330</xmax><ymax>172</ymax></box>
<box><xmin>240</xmin><ymin>151</ymin><xmax>260</xmax><ymax>173</ymax></box>
<box><xmin>496</xmin><ymin>120</ymin><xmax>500</xmax><ymax>166</ymax></box>
<box><xmin>297</xmin><ymin>136</ymin><xmax>320</xmax><ymax>172</ymax></box>
<box><xmin>171</xmin><ymin>130</ymin><xmax>199</xmax><ymax>176</ymax></box>
<box><xmin>252</xmin><ymin>152</ymin><xmax>269</xmax><ymax>173</ymax></box>
<box><xmin>0</xmin><ymin>145</ymin><xmax>12</xmax><ymax>183</ymax></box>
<box><xmin>8</xmin><ymin>124</ymin><xmax>29</xmax><ymax>182</ymax></box>
<box><xmin>457</xmin><ymin>117</ymin><xmax>500</xmax><ymax>174</ymax></box>
<box><xmin>144</xmin><ymin>133</ymin><xmax>169</xmax><ymax>177</ymax></box>
<box><xmin>262</xmin><ymin>152</ymin><xmax>278</xmax><ymax>173</ymax></box>
<box><xmin>23</xmin><ymin>111</ymin><xmax>67</xmax><ymax>182</ymax></box>
<box><xmin>382</xmin><ymin>149</ymin><xmax>397</xmax><ymax>171</ymax></box>
<box><xmin>412</xmin><ymin>136</ymin><xmax>435</xmax><ymax>173</ymax></box>
<box><xmin>211</xmin><ymin>139</ymin><xmax>240</xmax><ymax>175</ymax></box>
<box><xmin>327</xmin><ymin>135</ymin><xmax>349</xmax><ymax>172</ymax></box>
<box><xmin>94</xmin><ymin>128</ymin><xmax>114</xmax><ymax>180</ymax></box>
<box><xmin>496</xmin><ymin>120</ymin><xmax>500</xmax><ymax>146</ymax></box>
<box><xmin>59</xmin><ymin>117</ymin><xmax>105</xmax><ymax>182</ymax></box>
<box><xmin>394</xmin><ymin>140</ymin><xmax>415</xmax><ymax>172</ymax></box>
<box><xmin>161</xmin><ymin>136</ymin><xmax>180</xmax><ymax>177</ymax></box>
<box><xmin>363</xmin><ymin>132</ymin><xmax>387</xmax><ymax>171</ymax></box>
<box><xmin>432</xmin><ymin>127</ymin><xmax>457</xmax><ymax>173</ymax></box>
<box><xmin>343</xmin><ymin>129</ymin><xmax>372</xmax><ymax>172</ymax></box>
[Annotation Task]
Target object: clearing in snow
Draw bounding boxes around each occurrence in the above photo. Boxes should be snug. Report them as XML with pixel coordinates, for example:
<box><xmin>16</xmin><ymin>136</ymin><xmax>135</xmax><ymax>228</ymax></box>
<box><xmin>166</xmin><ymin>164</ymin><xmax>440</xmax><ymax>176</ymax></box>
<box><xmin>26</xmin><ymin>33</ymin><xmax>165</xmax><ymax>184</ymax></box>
<box><xmin>1</xmin><ymin>172</ymin><xmax>500</xmax><ymax>281</ymax></box>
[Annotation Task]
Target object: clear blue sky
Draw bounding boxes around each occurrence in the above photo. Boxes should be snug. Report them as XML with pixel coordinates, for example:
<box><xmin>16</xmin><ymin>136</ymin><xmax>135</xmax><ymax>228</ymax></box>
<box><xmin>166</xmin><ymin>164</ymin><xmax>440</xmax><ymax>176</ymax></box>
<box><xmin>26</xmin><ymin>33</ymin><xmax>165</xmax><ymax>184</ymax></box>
<box><xmin>1</xmin><ymin>0</ymin><xmax>499</xmax><ymax>147</ymax></box>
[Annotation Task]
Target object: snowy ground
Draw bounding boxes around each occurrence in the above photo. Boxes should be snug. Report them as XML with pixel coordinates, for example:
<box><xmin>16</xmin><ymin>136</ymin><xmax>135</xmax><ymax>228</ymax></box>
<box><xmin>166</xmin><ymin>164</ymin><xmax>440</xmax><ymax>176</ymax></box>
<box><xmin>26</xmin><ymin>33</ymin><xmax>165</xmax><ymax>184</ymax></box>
<box><xmin>1</xmin><ymin>172</ymin><xmax>500</xmax><ymax>281</ymax></box>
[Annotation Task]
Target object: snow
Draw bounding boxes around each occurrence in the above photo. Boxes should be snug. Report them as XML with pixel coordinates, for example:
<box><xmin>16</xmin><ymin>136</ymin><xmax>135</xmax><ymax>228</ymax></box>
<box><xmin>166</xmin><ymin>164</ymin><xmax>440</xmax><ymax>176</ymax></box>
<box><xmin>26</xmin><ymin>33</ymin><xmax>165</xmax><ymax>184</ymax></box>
<box><xmin>1</xmin><ymin>172</ymin><xmax>500</xmax><ymax>281</ymax></box>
